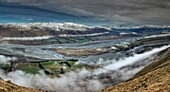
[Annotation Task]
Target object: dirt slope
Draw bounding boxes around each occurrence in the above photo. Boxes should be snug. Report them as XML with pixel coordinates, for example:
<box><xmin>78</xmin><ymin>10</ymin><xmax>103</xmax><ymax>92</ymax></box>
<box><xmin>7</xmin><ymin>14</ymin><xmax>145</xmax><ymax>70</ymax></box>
<box><xmin>0</xmin><ymin>78</ymin><xmax>42</xmax><ymax>92</ymax></box>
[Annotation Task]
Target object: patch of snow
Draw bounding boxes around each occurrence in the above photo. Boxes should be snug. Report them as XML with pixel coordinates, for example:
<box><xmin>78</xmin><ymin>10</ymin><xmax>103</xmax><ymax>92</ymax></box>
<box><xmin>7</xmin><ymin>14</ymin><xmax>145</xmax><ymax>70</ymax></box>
<box><xmin>119</xmin><ymin>32</ymin><xmax>137</xmax><ymax>35</ymax></box>
<box><xmin>110</xmin><ymin>46</ymin><xmax>117</xmax><ymax>50</ymax></box>
<box><xmin>112</xmin><ymin>25</ymin><xmax>170</xmax><ymax>29</ymax></box>
<box><xmin>144</xmin><ymin>33</ymin><xmax>170</xmax><ymax>38</ymax></box>
<box><xmin>59</xmin><ymin>32</ymin><xmax>109</xmax><ymax>37</ymax></box>
<box><xmin>2</xmin><ymin>36</ymin><xmax>53</xmax><ymax>41</ymax></box>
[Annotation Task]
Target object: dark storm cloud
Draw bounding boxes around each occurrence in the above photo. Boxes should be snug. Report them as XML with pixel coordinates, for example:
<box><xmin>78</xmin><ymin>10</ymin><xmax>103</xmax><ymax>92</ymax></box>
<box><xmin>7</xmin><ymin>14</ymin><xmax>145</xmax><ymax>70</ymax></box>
<box><xmin>1</xmin><ymin>0</ymin><xmax>170</xmax><ymax>26</ymax></box>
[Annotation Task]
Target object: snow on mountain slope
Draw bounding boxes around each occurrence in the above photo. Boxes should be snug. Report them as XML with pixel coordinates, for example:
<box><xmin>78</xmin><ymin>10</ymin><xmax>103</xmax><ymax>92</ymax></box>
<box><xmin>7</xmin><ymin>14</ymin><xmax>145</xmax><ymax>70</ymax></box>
<box><xmin>5</xmin><ymin>22</ymin><xmax>91</xmax><ymax>31</ymax></box>
<box><xmin>4</xmin><ymin>22</ymin><xmax>170</xmax><ymax>32</ymax></box>
<box><xmin>3</xmin><ymin>22</ymin><xmax>114</xmax><ymax>31</ymax></box>
<box><xmin>59</xmin><ymin>32</ymin><xmax>109</xmax><ymax>37</ymax></box>
<box><xmin>2</xmin><ymin>36</ymin><xmax>53</xmax><ymax>41</ymax></box>
<box><xmin>144</xmin><ymin>33</ymin><xmax>170</xmax><ymax>38</ymax></box>
<box><xmin>113</xmin><ymin>25</ymin><xmax>170</xmax><ymax>29</ymax></box>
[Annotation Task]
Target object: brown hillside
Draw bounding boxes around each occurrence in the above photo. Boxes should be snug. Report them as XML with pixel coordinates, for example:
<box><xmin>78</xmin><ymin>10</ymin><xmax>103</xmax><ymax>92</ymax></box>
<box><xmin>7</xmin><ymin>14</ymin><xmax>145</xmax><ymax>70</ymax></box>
<box><xmin>0</xmin><ymin>78</ymin><xmax>42</xmax><ymax>92</ymax></box>
<box><xmin>99</xmin><ymin>48</ymin><xmax>170</xmax><ymax>92</ymax></box>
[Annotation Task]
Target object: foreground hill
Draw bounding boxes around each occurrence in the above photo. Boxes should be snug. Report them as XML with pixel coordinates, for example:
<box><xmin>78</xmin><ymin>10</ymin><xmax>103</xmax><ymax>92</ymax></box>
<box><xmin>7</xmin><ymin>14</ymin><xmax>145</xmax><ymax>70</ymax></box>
<box><xmin>0</xmin><ymin>78</ymin><xmax>41</xmax><ymax>92</ymax></box>
<box><xmin>99</xmin><ymin>47</ymin><xmax>170</xmax><ymax>92</ymax></box>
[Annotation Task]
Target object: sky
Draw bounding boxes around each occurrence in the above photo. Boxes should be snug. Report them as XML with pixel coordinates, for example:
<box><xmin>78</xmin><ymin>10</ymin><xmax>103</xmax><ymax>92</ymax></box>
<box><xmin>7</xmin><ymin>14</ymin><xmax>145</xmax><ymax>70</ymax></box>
<box><xmin>0</xmin><ymin>0</ymin><xmax>170</xmax><ymax>26</ymax></box>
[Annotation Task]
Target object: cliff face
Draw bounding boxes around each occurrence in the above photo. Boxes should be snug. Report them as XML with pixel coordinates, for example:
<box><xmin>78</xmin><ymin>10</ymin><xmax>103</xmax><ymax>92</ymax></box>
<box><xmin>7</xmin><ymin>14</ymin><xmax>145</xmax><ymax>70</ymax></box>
<box><xmin>99</xmin><ymin>48</ymin><xmax>170</xmax><ymax>92</ymax></box>
<box><xmin>0</xmin><ymin>78</ymin><xmax>42</xmax><ymax>92</ymax></box>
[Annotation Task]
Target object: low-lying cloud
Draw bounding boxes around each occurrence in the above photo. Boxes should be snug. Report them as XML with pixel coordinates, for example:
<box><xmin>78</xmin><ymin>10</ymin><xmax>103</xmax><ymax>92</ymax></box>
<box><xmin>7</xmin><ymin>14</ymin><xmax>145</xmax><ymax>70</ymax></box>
<box><xmin>0</xmin><ymin>55</ymin><xmax>17</xmax><ymax>64</ymax></box>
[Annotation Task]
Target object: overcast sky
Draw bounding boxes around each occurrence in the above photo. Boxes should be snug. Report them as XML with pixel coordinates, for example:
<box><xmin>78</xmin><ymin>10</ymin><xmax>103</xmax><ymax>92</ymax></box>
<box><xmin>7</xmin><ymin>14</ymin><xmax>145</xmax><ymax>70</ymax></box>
<box><xmin>1</xmin><ymin>0</ymin><xmax>170</xmax><ymax>26</ymax></box>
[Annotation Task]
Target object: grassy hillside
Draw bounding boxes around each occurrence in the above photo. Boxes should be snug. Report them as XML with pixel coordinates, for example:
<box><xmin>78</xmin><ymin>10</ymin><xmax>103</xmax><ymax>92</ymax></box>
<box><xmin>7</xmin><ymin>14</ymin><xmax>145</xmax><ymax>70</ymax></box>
<box><xmin>0</xmin><ymin>78</ymin><xmax>42</xmax><ymax>92</ymax></box>
<box><xmin>99</xmin><ymin>48</ymin><xmax>170</xmax><ymax>92</ymax></box>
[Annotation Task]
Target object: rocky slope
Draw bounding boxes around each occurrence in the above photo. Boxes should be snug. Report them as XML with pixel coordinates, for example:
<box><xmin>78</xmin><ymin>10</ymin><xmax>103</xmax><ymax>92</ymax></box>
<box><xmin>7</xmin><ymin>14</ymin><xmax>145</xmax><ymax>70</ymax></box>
<box><xmin>0</xmin><ymin>78</ymin><xmax>42</xmax><ymax>92</ymax></box>
<box><xmin>99</xmin><ymin>47</ymin><xmax>170</xmax><ymax>92</ymax></box>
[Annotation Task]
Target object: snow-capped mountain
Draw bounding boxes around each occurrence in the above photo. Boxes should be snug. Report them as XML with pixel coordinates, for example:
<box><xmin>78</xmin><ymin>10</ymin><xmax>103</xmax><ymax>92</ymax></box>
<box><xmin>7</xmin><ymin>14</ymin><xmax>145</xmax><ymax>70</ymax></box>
<box><xmin>1</xmin><ymin>23</ymin><xmax>170</xmax><ymax>38</ymax></box>
<box><xmin>112</xmin><ymin>25</ymin><xmax>170</xmax><ymax>29</ymax></box>
<box><xmin>4</xmin><ymin>22</ymin><xmax>114</xmax><ymax>31</ymax></box>
<box><xmin>5</xmin><ymin>22</ymin><xmax>92</xmax><ymax>31</ymax></box>
<box><xmin>5</xmin><ymin>22</ymin><xmax>170</xmax><ymax>32</ymax></box>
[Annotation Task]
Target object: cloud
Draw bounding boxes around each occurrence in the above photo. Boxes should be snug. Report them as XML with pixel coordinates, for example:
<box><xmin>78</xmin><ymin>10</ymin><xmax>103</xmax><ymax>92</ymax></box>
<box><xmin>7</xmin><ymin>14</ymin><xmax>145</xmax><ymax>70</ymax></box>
<box><xmin>0</xmin><ymin>55</ymin><xmax>17</xmax><ymax>64</ymax></box>
<box><xmin>1</xmin><ymin>0</ymin><xmax>170</xmax><ymax>26</ymax></box>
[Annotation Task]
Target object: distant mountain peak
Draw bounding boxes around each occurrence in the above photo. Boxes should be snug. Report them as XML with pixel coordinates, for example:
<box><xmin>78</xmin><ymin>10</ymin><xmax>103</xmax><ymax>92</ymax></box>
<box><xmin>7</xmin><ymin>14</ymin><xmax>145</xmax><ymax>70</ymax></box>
<box><xmin>112</xmin><ymin>25</ymin><xmax>170</xmax><ymax>29</ymax></box>
<box><xmin>4</xmin><ymin>22</ymin><xmax>112</xmax><ymax>31</ymax></box>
